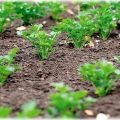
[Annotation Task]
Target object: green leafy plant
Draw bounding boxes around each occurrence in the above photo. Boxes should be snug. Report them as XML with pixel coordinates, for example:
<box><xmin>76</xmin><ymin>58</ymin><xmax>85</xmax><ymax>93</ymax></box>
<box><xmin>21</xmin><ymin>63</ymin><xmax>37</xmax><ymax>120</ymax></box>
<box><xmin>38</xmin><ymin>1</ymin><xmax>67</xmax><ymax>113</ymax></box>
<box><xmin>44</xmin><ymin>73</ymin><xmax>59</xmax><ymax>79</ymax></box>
<box><xmin>13</xmin><ymin>2</ymin><xmax>65</xmax><ymax>25</ymax></box>
<box><xmin>0</xmin><ymin>107</ymin><xmax>12</xmax><ymax>118</ymax></box>
<box><xmin>53</xmin><ymin>18</ymin><xmax>96</xmax><ymax>48</ymax></box>
<box><xmin>0</xmin><ymin>48</ymin><xmax>19</xmax><ymax>85</ymax></box>
<box><xmin>18</xmin><ymin>24</ymin><xmax>57</xmax><ymax>60</ymax></box>
<box><xmin>13</xmin><ymin>2</ymin><xmax>48</xmax><ymax>25</ymax></box>
<box><xmin>0</xmin><ymin>101</ymin><xmax>40</xmax><ymax>118</ymax></box>
<box><xmin>0</xmin><ymin>18</ymin><xmax>10</xmax><ymax>33</ymax></box>
<box><xmin>0</xmin><ymin>2</ymin><xmax>15</xmax><ymax>33</ymax></box>
<box><xmin>78</xmin><ymin>60</ymin><xmax>120</xmax><ymax>96</ymax></box>
<box><xmin>17</xmin><ymin>101</ymin><xmax>41</xmax><ymax>118</ymax></box>
<box><xmin>79</xmin><ymin>1</ymin><xmax>98</xmax><ymax>11</ymax></box>
<box><xmin>95</xmin><ymin>7</ymin><xmax>117</xmax><ymax>40</ymax></box>
<box><xmin>112</xmin><ymin>3</ymin><xmax>120</xmax><ymax>20</ymax></box>
<box><xmin>79</xmin><ymin>1</ymin><xmax>110</xmax><ymax>11</ymax></box>
<box><xmin>47</xmin><ymin>82</ymin><xmax>96</xmax><ymax>118</ymax></box>
<box><xmin>77</xmin><ymin>2</ymin><xmax>118</xmax><ymax>40</ymax></box>
<box><xmin>47</xmin><ymin>2</ymin><xmax>65</xmax><ymax>20</ymax></box>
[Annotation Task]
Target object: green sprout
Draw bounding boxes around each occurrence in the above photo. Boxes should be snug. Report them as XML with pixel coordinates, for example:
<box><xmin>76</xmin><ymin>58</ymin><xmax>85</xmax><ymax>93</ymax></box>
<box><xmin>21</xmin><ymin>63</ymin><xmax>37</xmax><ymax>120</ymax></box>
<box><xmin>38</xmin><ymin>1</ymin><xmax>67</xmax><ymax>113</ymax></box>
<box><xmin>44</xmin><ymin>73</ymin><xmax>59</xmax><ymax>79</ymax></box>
<box><xmin>47</xmin><ymin>82</ymin><xmax>96</xmax><ymax>118</ymax></box>
<box><xmin>78</xmin><ymin>60</ymin><xmax>120</xmax><ymax>96</ymax></box>
<box><xmin>0</xmin><ymin>48</ymin><xmax>19</xmax><ymax>85</ymax></box>
<box><xmin>18</xmin><ymin>24</ymin><xmax>58</xmax><ymax>60</ymax></box>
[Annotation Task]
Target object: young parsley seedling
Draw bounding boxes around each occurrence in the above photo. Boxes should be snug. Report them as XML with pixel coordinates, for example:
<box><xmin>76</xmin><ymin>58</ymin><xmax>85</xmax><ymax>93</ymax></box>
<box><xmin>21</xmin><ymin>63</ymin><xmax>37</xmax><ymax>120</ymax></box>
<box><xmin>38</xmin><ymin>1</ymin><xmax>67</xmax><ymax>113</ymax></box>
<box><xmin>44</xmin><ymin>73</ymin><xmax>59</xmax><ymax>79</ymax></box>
<box><xmin>78</xmin><ymin>60</ymin><xmax>120</xmax><ymax>96</ymax></box>
<box><xmin>53</xmin><ymin>18</ymin><xmax>96</xmax><ymax>48</ymax></box>
<box><xmin>0</xmin><ymin>2</ymin><xmax>15</xmax><ymax>33</ymax></box>
<box><xmin>0</xmin><ymin>48</ymin><xmax>19</xmax><ymax>85</ymax></box>
<box><xmin>47</xmin><ymin>82</ymin><xmax>96</xmax><ymax>118</ymax></box>
<box><xmin>77</xmin><ymin>2</ymin><xmax>118</xmax><ymax>40</ymax></box>
<box><xmin>47</xmin><ymin>2</ymin><xmax>65</xmax><ymax>21</ymax></box>
<box><xmin>13</xmin><ymin>2</ymin><xmax>65</xmax><ymax>25</ymax></box>
<box><xmin>18</xmin><ymin>24</ymin><xmax>58</xmax><ymax>60</ymax></box>
<box><xmin>17</xmin><ymin>101</ymin><xmax>41</xmax><ymax>118</ymax></box>
<box><xmin>0</xmin><ymin>107</ymin><xmax>12</xmax><ymax>118</ymax></box>
<box><xmin>0</xmin><ymin>101</ymin><xmax>41</xmax><ymax>118</ymax></box>
<box><xmin>95</xmin><ymin>7</ymin><xmax>117</xmax><ymax>40</ymax></box>
<box><xmin>13</xmin><ymin>2</ymin><xmax>48</xmax><ymax>25</ymax></box>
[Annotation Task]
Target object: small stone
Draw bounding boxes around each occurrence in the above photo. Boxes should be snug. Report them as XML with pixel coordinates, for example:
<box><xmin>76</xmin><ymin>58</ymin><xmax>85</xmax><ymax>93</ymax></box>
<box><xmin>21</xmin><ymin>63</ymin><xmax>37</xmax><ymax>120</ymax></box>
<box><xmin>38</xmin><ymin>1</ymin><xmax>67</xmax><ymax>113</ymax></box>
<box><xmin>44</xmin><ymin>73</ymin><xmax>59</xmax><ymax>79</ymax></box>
<box><xmin>67</xmin><ymin>9</ymin><xmax>74</xmax><ymax>15</ymax></box>
<box><xmin>42</xmin><ymin>21</ymin><xmax>47</xmax><ymax>25</ymax></box>
<box><xmin>84</xmin><ymin>110</ymin><xmax>94</xmax><ymax>116</ymax></box>
<box><xmin>0</xmin><ymin>96</ymin><xmax>4</xmax><ymax>99</ymax></box>
<box><xmin>96</xmin><ymin>113</ymin><xmax>110</xmax><ymax>120</ymax></box>
<box><xmin>95</xmin><ymin>40</ymin><xmax>100</xmax><ymax>43</ymax></box>
<box><xmin>16</xmin><ymin>26</ymin><xmax>26</xmax><ymax>31</ymax></box>
<box><xmin>18</xmin><ymin>88</ymin><xmax>24</xmax><ymax>91</ymax></box>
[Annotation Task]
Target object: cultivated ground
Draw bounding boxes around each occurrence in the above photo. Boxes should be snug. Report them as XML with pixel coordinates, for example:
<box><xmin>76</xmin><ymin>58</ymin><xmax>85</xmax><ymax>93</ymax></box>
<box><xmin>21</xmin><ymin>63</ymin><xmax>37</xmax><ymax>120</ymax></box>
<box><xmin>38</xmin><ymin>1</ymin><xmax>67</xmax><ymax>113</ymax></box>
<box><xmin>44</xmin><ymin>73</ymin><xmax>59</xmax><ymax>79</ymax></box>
<box><xmin>0</xmin><ymin>3</ymin><xmax>120</xmax><ymax>118</ymax></box>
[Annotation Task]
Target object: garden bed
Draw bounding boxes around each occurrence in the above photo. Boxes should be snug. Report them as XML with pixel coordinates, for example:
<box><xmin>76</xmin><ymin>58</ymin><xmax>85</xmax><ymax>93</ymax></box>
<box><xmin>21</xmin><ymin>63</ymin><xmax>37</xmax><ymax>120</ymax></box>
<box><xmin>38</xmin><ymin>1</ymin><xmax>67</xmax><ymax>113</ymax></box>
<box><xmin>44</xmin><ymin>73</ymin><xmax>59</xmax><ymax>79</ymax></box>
<box><xmin>0</xmin><ymin>1</ymin><xmax>120</xmax><ymax>118</ymax></box>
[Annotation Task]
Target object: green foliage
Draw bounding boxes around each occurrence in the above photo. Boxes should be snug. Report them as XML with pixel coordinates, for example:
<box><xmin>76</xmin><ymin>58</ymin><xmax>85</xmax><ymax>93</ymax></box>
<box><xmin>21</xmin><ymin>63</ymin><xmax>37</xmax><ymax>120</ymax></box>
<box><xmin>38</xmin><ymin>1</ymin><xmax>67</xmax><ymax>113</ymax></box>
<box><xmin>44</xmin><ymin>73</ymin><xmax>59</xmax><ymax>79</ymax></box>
<box><xmin>94</xmin><ymin>6</ymin><xmax>117</xmax><ymax>40</ymax></box>
<box><xmin>0</xmin><ymin>2</ymin><xmax>15</xmax><ymax>33</ymax></box>
<box><xmin>114</xmin><ymin>56</ymin><xmax>120</xmax><ymax>64</ymax></box>
<box><xmin>13</xmin><ymin>2</ymin><xmax>64</xmax><ymax>25</ymax></box>
<box><xmin>79</xmin><ymin>1</ymin><xmax>110</xmax><ymax>11</ymax></box>
<box><xmin>0</xmin><ymin>83</ymin><xmax>95</xmax><ymax>118</ymax></box>
<box><xmin>47</xmin><ymin>2</ymin><xmax>65</xmax><ymax>20</ymax></box>
<box><xmin>0</xmin><ymin>107</ymin><xmax>12</xmax><ymax>118</ymax></box>
<box><xmin>13</xmin><ymin>2</ymin><xmax>47</xmax><ymax>25</ymax></box>
<box><xmin>17</xmin><ymin>101</ymin><xmax>41</xmax><ymax>118</ymax></box>
<box><xmin>47</xmin><ymin>82</ymin><xmax>96</xmax><ymax>118</ymax></box>
<box><xmin>18</xmin><ymin>24</ymin><xmax>57</xmax><ymax>60</ymax></box>
<box><xmin>112</xmin><ymin>3</ymin><xmax>120</xmax><ymax>20</ymax></box>
<box><xmin>78</xmin><ymin>60</ymin><xmax>120</xmax><ymax>96</ymax></box>
<box><xmin>0</xmin><ymin>101</ymin><xmax>40</xmax><ymax>118</ymax></box>
<box><xmin>77</xmin><ymin>2</ymin><xmax>120</xmax><ymax>40</ymax></box>
<box><xmin>0</xmin><ymin>1</ymin><xmax>65</xmax><ymax>29</ymax></box>
<box><xmin>79</xmin><ymin>1</ymin><xmax>98</xmax><ymax>11</ymax></box>
<box><xmin>53</xmin><ymin>18</ymin><xmax>96</xmax><ymax>48</ymax></box>
<box><xmin>0</xmin><ymin>48</ymin><xmax>19</xmax><ymax>85</ymax></box>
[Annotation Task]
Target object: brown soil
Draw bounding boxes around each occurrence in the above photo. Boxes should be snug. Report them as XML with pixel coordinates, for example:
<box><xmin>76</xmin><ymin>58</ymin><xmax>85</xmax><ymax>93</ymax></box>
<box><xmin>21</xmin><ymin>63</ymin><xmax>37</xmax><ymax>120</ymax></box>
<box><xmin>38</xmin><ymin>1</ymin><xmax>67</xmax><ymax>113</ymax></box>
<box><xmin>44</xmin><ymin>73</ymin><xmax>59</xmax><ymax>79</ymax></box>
<box><xmin>1</xmin><ymin>3</ymin><xmax>120</xmax><ymax>118</ymax></box>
